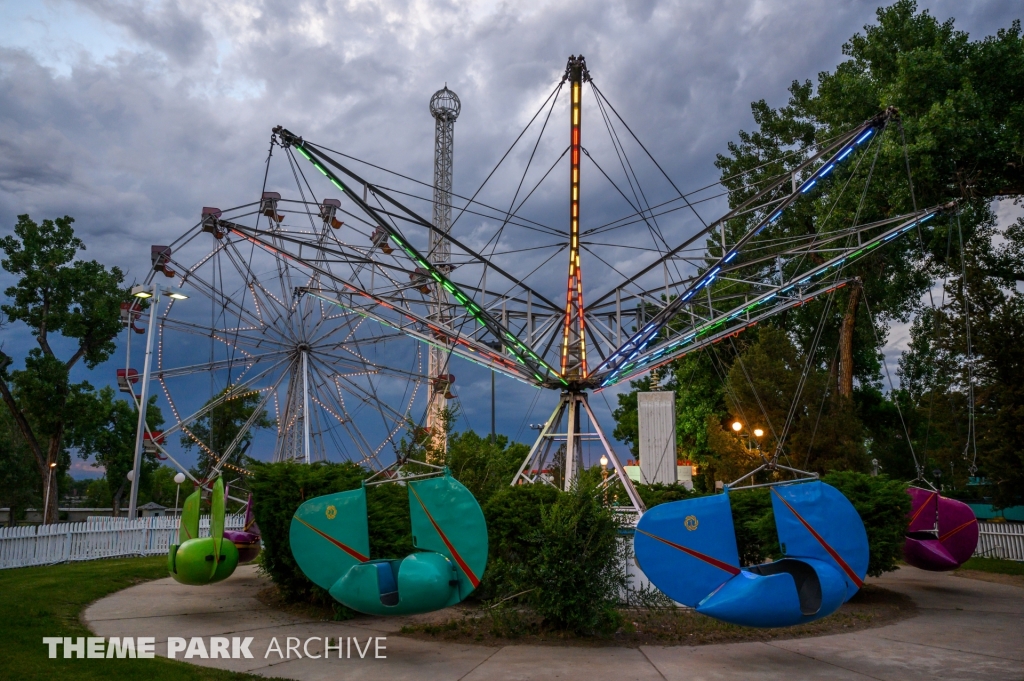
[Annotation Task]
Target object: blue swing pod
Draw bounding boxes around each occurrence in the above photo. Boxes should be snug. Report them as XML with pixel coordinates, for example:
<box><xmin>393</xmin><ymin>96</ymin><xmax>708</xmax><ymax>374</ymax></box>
<box><xmin>634</xmin><ymin>480</ymin><xmax>868</xmax><ymax>628</ymax></box>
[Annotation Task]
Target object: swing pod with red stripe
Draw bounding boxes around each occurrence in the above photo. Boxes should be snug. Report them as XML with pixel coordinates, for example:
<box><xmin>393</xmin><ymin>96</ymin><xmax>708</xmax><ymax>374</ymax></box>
<box><xmin>903</xmin><ymin>486</ymin><xmax>979</xmax><ymax>572</ymax></box>
<box><xmin>289</xmin><ymin>473</ymin><xmax>487</xmax><ymax>616</ymax></box>
<box><xmin>634</xmin><ymin>481</ymin><xmax>868</xmax><ymax>628</ymax></box>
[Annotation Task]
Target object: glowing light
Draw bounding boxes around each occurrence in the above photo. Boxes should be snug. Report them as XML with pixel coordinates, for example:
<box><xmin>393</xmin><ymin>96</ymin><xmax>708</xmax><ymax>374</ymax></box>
<box><xmin>732</xmin><ymin>421</ymin><xmax>742</xmax><ymax>432</ymax></box>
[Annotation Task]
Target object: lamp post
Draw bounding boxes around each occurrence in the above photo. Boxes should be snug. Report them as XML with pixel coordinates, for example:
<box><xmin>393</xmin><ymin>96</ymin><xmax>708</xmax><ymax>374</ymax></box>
<box><xmin>600</xmin><ymin>454</ymin><xmax>609</xmax><ymax>504</ymax></box>
<box><xmin>43</xmin><ymin>461</ymin><xmax>57</xmax><ymax>525</ymax></box>
<box><xmin>127</xmin><ymin>284</ymin><xmax>188</xmax><ymax>519</ymax></box>
<box><xmin>173</xmin><ymin>472</ymin><xmax>186</xmax><ymax>519</ymax></box>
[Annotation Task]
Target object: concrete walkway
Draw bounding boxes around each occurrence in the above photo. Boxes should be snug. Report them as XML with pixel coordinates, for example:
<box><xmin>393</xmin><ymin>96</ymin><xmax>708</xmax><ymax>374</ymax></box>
<box><xmin>84</xmin><ymin>566</ymin><xmax>1024</xmax><ymax>680</ymax></box>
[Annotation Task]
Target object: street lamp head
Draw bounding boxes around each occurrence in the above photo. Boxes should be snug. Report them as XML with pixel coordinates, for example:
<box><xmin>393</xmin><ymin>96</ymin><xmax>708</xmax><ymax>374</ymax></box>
<box><xmin>600</xmin><ymin>455</ymin><xmax>609</xmax><ymax>467</ymax></box>
<box><xmin>131</xmin><ymin>284</ymin><xmax>153</xmax><ymax>299</ymax></box>
<box><xmin>49</xmin><ymin>462</ymin><xmax>57</xmax><ymax>468</ymax></box>
<box><xmin>173</xmin><ymin>472</ymin><xmax>186</xmax><ymax>485</ymax></box>
<box><xmin>167</xmin><ymin>291</ymin><xmax>188</xmax><ymax>300</ymax></box>
<box><xmin>731</xmin><ymin>421</ymin><xmax>742</xmax><ymax>432</ymax></box>
<box><xmin>753</xmin><ymin>428</ymin><xmax>764</xmax><ymax>438</ymax></box>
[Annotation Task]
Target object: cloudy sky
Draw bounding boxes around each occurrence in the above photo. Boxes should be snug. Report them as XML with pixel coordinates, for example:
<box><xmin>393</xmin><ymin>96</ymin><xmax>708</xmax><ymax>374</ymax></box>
<box><xmin>1</xmin><ymin>0</ymin><xmax>1020</xmax><ymax>477</ymax></box>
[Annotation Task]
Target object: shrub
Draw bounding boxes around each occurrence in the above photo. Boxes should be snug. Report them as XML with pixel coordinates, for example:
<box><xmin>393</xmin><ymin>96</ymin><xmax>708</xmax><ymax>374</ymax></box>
<box><xmin>728</xmin><ymin>488</ymin><xmax>780</xmax><ymax>565</ymax></box>
<box><xmin>480</xmin><ymin>483</ymin><xmax>559</xmax><ymax>600</ymax></box>
<box><xmin>635</xmin><ymin>482</ymin><xmax>698</xmax><ymax>508</ymax></box>
<box><xmin>823</xmin><ymin>471</ymin><xmax>910</xmax><ymax>576</ymax></box>
<box><xmin>527</xmin><ymin>481</ymin><xmax>626</xmax><ymax>634</ymax></box>
<box><xmin>445</xmin><ymin>432</ymin><xmax>530</xmax><ymax>505</ymax></box>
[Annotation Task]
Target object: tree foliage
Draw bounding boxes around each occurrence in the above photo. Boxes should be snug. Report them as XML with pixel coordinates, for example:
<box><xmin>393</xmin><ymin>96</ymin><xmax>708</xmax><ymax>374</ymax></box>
<box><xmin>613</xmin><ymin>3</ymin><xmax>1024</xmax><ymax>506</ymax></box>
<box><xmin>180</xmin><ymin>387</ymin><xmax>273</xmax><ymax>476</ymax></box>
<box><xmin>0</xmin><ymin>214</ymin><xmax>127</xmax><ymax>523</ymax></box>
<box><xmin>70</xmin><ymin>386</ymin><xmax>164</xmax><ymax>516</ymax></box>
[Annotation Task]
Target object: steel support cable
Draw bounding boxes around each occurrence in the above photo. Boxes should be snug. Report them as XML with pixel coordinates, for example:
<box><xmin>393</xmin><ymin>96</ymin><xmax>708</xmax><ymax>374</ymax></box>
<box><xmin>591</xmin><ymin>82</ymin><xmax>709</xmax><ymax>230</ymax></box>
<box><xmin>921</xmin><ymin>217</ymin><xmax>956</xmax><ymax>470</ymax></box>
<box><xmin>591</xmin><ymin>87</ymin><xmax>675</xmax><ymax>257</ymax></box>
<box><xmin>771</xmin><ymin>280</ymin><xmax>841</xmax><ymax>464</ymax></box>
<box><xmin>770</xmin><ymin>129</ymin><xmax>888</xmax><ymax>463</ymax></box>
<box><xmin>449</xmin><ymin>81</ymin><xmax>564</xmax><ymax>230</ymax></box>
<box><xmin>803</xmin><ymin>339</ymin><xmax>844</xmax><ymax>469</ymax></box>
<box><xmin>590</xmin><ymin>91</ymin><xmax>671</xmax><ymax>255</ymax></box>
<box><xmin>707</xmin><ymin>344</ymin><xmax>763</xmax><ymax>466</ymax></box>
<box><xmin>590</xmin><ymin>88</ymin><xmax>691</xmax><ymax>300</ymax></box>
<box><xmin>583</xmin><ymin>188</ymin><xmax>736</xmax><ymax>238</ymax></box>
<box><xmin>297</xmin><ymin>143</ymin><xmax>565</xmax><ymax>315</ymax></box>
<box><xmin>587</xmin><ymin>121</ymin><xmax>869</xmax><ymax>312</ymax></box>
<box><xmin>482</xmin><ymin>83</ymin><xmax>564</xmax><ymax>263</ymax></box>
<box><xmin>581</xmin><ymin>148</ymin><xmax>672</xmax><ymax>260</ymax></box>
<box><xmin>956</xmin><ymin>210</ymin><xmax>979</xmax><ymax>473</ymax></box>
<box><xmin>862</xmin><ymin>294</ymin><xmax>922</xmax><ymax>475</ymax></box>
<box><xmin>373</xmin><ymin>181</ymin><xmax>566</xmax><ymax>238</ymax></box>
<box><xmin>306</xmin><ymin>143</ymin><xmax>561</xmax><ymax>236</ymax></box>
<box><xmin>309</xmin><ymin>122</ymin><xmax>851</xmax><ymax>242</ymax></box>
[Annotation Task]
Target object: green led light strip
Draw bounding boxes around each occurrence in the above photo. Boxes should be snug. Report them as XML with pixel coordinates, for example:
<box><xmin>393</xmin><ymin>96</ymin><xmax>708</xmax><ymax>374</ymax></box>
<box><xmin>291</xmin><ymin>140</ymin><xmax>563</xmax><ymax>383</ymax></box>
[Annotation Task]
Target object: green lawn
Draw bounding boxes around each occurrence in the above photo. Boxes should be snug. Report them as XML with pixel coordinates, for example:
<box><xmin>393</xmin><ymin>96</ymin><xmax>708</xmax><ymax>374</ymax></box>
<box><xmin>960</xmin><ymin>557</ymin><xmax>1024</xmax><ymax>577</ymax></box>
<box><xmin>0</xmin><ymin>556</ymin><xmax>279</xmax><ymax>681</ymax></box>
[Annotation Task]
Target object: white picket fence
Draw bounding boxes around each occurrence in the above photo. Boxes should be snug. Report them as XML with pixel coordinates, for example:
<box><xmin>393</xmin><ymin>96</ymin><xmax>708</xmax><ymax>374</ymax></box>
<box><xmin>0</xmin><ymin>514</ymin><xmax>244</xmax><ymax>570</ymax></box>
<box><xmin>977</xmin><ymin>522</ymin><xmax>1024</xmax><ymax>561</ymax></box>
<box><xmin>0</xmin><ymin>515</ymin><xmax>1019</xmax><ymax>571</ymax></box>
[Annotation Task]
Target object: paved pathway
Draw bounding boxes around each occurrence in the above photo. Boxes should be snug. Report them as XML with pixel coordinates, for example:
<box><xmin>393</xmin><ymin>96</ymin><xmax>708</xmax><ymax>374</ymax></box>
<box><xmin>84</xmin><ymin>566</ymin><xmax>1024</xmax><ymax>680</ymax></box>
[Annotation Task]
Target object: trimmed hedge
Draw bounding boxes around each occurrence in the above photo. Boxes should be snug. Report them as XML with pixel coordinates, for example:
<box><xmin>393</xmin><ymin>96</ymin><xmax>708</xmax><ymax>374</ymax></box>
<box><xmin>483</xmin><ymin>482</ymin><xmax>625</xmax><ymax>634</ymax></box>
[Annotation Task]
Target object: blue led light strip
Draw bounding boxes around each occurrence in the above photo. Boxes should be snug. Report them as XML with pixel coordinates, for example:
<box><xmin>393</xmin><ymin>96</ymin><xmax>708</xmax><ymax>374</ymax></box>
<box><xmin>593</xmin><ymin>117</ymin><xmax>889</xmax><ymax>383</ymax></box>
<box><xmin>600</xmin><ymin>207</ymin><xmax>942</xmax><ymax>387</ymax></box>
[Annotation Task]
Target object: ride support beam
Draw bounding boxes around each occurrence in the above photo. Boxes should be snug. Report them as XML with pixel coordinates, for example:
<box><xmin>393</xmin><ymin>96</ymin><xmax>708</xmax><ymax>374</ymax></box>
<box><xmin>560</xmin><ymin>55</ymin><xmax>589</xmax><ymax>381</ymax></box>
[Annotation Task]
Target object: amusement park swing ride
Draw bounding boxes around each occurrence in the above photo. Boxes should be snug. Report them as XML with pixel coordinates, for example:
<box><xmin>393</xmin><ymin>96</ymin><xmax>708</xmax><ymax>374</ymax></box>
<box><xmin>120</xmin><ymin>54</ymin><xmax>978</xmax><ymax>617</ymax></box>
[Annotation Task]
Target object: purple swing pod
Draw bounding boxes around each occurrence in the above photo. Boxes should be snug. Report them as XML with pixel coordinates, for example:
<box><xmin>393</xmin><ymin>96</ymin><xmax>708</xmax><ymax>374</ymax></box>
<box><xmin>223</xmin><ymin>494</ymin><xmax>262</xmax><ymax>564</ymax></box>
<box><xmin>903</xmin><ymin>487</ymin><xmax>978</xmax><ymax>571</ymax></box>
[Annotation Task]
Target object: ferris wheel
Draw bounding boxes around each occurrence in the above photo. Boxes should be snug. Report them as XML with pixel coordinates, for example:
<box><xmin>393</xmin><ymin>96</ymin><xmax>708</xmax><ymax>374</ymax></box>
<box><xmin>118</xmin><ymin>191</ymin><xmax>425</xmax><ymax>485</ymax></box>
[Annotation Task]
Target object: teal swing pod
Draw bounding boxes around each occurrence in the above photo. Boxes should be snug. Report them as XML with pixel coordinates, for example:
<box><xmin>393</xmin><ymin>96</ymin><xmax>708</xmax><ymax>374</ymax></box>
<box><xmin>289</xmin><ymin>462</ymin><xmax>487</xmax><ymax>616</ymax></box>
<box><xmin>634</xmin><ymin>466</ymin><xmax>869</xmax><ymax>628</ymax></box>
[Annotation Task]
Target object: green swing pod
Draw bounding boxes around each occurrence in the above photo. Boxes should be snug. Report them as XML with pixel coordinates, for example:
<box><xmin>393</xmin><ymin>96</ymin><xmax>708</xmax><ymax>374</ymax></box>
<box><xmin>168</xmin><ymin>477</ymin><xmax>239</xmax><ymax>585</ymax></box>
<box><xmin>289</xmin><ymin>472</ymin><xmax>487</xmax><ymax>616</ymax></box>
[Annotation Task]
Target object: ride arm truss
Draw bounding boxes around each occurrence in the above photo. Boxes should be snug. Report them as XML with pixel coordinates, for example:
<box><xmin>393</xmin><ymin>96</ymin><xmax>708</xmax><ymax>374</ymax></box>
<box><xmin>270</xmin><ymin>127</ymin><xmax>565</xmax><ymax>388</ymax></box>
<box><xmin>591</xmin><ymin>110</ymin><xmax>896</xmax><ymax>384</ymax></box>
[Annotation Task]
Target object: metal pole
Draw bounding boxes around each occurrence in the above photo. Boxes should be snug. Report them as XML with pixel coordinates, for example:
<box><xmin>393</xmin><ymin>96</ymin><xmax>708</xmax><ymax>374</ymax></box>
<box><xmin>128</xmin><ymin>284</ymin><xmax>160</xmax><ymax>519</ymax></box>
<box><xmin>302</xmin><ymin>350</ymin><xmax>311</xmax><ymax>465</ymax></box>
<box><xmin>490</xmin><ymin>370</ymin><xmax>496</xmax><ymax>443</ymax></box>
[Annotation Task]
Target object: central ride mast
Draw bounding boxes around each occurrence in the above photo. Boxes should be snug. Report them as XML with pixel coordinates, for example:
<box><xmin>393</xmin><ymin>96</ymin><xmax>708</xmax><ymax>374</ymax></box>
<box><xmin>560</xmin><ymin>55</ymin><xmax>589</xmax><ymax>382</ymax></box>
<box><xmin>513</xmin><ymin>56</ymin><xmax>645</xmax><ymax>515</ymax></box>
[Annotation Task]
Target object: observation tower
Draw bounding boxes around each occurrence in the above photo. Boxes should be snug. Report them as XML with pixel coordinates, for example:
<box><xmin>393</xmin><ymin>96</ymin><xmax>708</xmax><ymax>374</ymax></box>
<box><xmin>427</xmin><ymin>86</ymin><xmax>461</xmax><ymax>454</ymax></box>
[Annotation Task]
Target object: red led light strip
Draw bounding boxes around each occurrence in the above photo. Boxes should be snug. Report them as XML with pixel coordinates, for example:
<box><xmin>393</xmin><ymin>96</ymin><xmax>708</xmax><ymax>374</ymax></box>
<box><xmin>560</xmin><ymin>72</ymin><xmax>587</xmax><ymax>379</ymax></box>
